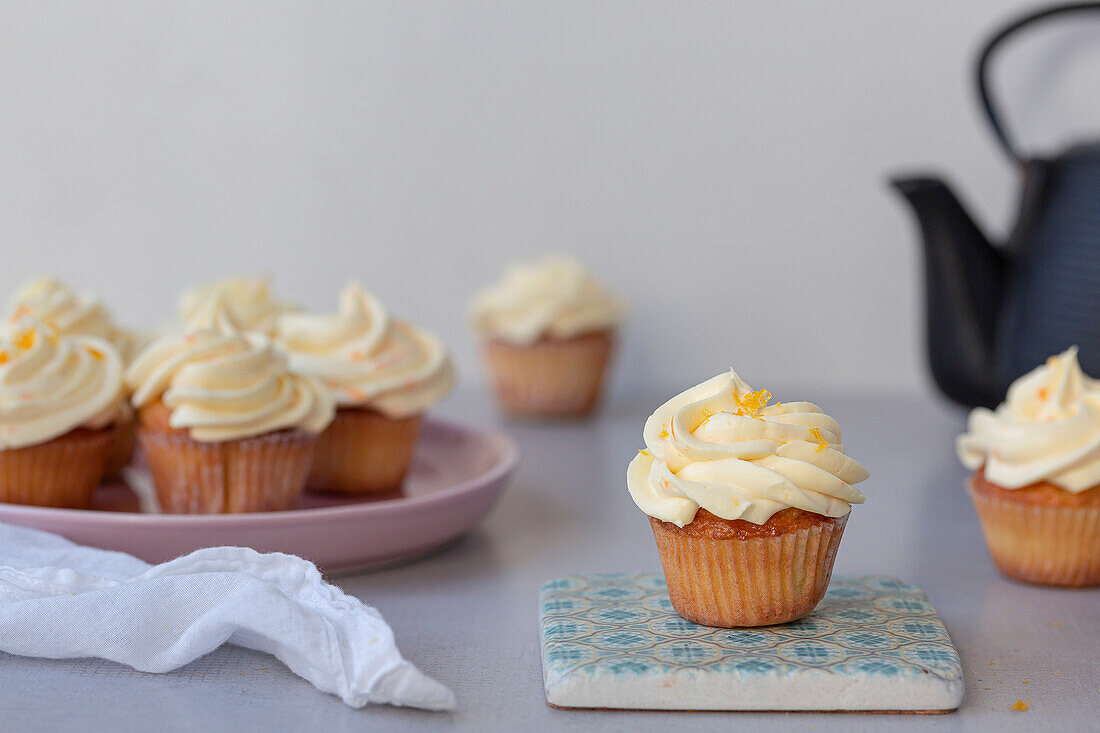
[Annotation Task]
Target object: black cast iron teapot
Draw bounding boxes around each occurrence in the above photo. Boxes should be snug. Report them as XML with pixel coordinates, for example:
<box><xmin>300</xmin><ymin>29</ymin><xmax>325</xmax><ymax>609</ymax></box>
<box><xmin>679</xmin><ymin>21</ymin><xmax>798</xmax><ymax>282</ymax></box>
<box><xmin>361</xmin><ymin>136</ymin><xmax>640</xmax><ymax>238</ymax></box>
<box><xmin>892</xmin><ymin>2</ymin><xmax>1100</xmax><ymax>408</ymax></box>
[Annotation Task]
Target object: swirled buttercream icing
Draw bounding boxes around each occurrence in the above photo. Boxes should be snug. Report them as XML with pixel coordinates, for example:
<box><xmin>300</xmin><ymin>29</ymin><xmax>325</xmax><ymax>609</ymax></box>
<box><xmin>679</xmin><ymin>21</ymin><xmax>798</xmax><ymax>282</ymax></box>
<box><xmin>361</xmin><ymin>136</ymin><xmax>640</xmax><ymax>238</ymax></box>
<box><xmin>957</xmin><ymin>346</ymin><xmax>1100</xmax><ymax>492</ymax></box>
<box><xmin>127</xmin><ymin>298</ymin><xmax>333</xmax><ymax>442</ymax></box>
<box><xmin>178</xmin><ymin>276</ymin><xmax>297</xmax><ymax>336</ymax></box>
<box><xmin>0</xmin><ymin>319</ymin><xmax>125</xmax><ymax>449</ymax></box>
<box><xmin>275</xmin><ymin>282</ymin><xmax>454</xmax><ymax>418</ymax></box>
<box><xmin>6</xmin><ymin>277</ymin><xmax>139</xmax><ymax>362</ymax></box>
<box><xmin>627</xmin><ymin>371</ymin><xmax>869</xmax><ymax>526</ymax></box>
<box><xmin>469</xmin><ymin>255</ymin><xmax>626</xmax><ymax>345</ymax></box>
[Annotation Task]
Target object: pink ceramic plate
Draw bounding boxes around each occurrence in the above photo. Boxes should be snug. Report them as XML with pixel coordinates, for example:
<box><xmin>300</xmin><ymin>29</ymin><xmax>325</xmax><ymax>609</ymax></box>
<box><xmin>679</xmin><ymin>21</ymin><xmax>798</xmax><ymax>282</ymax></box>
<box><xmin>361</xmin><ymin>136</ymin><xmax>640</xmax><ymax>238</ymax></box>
<box><xmin>0</xmin><ymin>418</ymin><xmax>518</xmax><ymax>571</ymax></box>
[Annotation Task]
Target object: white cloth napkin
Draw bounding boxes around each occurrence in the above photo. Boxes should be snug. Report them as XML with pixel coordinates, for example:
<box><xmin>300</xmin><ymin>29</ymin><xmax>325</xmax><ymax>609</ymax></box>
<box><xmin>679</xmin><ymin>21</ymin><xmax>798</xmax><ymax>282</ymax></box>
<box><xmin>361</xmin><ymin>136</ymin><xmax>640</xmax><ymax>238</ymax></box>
<box><xmin>0</xmin><ymin>522</ymin><xmax>455</xmax><ymax>711</ymax></box>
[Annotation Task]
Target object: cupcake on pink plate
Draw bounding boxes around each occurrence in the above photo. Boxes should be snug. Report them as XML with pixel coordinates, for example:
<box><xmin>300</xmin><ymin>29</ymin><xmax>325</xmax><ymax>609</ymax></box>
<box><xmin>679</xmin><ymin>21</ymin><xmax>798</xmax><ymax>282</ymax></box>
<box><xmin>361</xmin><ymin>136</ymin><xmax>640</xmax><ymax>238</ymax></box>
<box><xmin>178</xmin><ymin>276</ymin><xmax>298</xmax><ymax>337</ymax></box>
<box><xmin>0</xmin><ymin>318</ymin><xmax>127</xmax><ymax>508</ymax></box>
<box><xmin>275</xmin><ymin>282</ymin><xmax>454</xmax><ymax>495</ymax></box>
<box><xmin>6</xmin><ymin>276</ymin><xmax>141</xmax><ymax>361</ymax></box>
<box><xmin>126</xmin><ymin>297</ymin><xmax>334</xmax><ymax>513</ymax></box>
<box><xmin>6</xmin><ymin>276</ymin><xmax>143</xmax><ymax>474</ymax></box>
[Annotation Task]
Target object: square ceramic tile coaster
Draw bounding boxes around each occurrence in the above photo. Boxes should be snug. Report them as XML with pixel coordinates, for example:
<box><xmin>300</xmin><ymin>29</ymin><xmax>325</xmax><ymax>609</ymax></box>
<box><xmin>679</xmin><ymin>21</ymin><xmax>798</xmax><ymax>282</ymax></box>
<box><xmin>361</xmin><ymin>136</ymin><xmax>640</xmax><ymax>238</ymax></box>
<box><xmin>539</xmin><ymin>573</ymin><xmax>963</xmax><ymax>712</ymax></box>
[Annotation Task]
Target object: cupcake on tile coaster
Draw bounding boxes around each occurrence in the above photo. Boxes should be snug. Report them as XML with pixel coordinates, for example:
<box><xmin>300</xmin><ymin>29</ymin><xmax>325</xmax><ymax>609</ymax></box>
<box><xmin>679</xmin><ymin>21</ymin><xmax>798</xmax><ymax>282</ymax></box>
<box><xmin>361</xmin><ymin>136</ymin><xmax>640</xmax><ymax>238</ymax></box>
<box><xmin>469</xmin><ymin>255</ymin><xmax>625</xmax><ymax>418</ymax></box>
<box><xmin>178</xmin><ymin>275</ymin><xmax>298</xmax><ymax>336</ymax></box>
<box><xmin>6</xmin><ymin>276</ymin><xmax>144</xmax><ymax>474</ymax></box>
<box><xmin>275</xmin><ymin>282</ymin><xmax>454</xmax><ymax>495</ymax></box>
<box><xmin>126</xmin><ymin>297</ymin><xmax>334</xmax><ymax>513</ymax></box>
<box><xmin>957</xmin><ymin>346</ymin><xmax>1100</xmax><ymax>587</ymax></box>
<box><xmin>0</xmin><ymin>318</ymin><xmax>127</xmax><ymax>508</ymax></box>
<box><xmin>628</xmin><ymin>370</ymin><xmax>869</xmax><ymax>627</ymax></box>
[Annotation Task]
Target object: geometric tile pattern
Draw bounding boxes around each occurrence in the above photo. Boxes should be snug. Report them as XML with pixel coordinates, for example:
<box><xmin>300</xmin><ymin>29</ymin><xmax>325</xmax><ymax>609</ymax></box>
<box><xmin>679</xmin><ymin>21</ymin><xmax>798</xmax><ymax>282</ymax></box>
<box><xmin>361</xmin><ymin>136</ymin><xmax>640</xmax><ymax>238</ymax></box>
<box><xmin>540</xmin><ymin>574</ymin><xmax>963</xmax><ymax>712</ymax></box>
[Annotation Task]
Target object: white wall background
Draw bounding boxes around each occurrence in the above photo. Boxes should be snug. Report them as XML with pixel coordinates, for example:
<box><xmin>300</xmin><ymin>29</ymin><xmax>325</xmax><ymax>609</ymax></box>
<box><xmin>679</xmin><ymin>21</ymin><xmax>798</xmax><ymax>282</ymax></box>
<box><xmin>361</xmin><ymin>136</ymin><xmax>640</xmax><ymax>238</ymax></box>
<box><xmin>2</xmin><ymin>1</ymin><xmax>1099</xmax><ymax>398</ymax></box>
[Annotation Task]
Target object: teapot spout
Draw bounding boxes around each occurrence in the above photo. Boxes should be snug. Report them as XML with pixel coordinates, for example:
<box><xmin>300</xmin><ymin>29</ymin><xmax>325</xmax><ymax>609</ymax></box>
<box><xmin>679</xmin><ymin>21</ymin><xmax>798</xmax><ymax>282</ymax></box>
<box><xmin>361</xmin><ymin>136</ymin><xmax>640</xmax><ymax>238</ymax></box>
<box><xmin>891</xmin><ymin>176</ymin><xmax>1007</xmax><ymax>408</ymax></box>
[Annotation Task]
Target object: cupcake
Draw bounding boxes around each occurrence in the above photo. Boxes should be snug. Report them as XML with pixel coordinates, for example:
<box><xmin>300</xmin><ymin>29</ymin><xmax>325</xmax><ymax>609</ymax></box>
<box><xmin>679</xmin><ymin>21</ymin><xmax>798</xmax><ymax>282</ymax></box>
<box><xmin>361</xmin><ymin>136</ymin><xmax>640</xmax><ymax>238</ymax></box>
<box><xmin>469</xmin><ymin>255</ymin><xmax>625</xmax><ymax>418</ymax></box>
<box><xmin>957</xmin><ymin>347</ymin><xmax>1100</xmax><ymax>587</ymax></box>
<box><xmin>126</xmin><ymin>298</ymin><xmax>334</xmax><ymax>513</ymax></box>
<box><xmin>0</xmin><ymin>318</ymin><xmax>126</xmax><ymax>508</ymax></box>
<box><xmin>6</xmin><ymin>276</ymin><xmax>142</xmax><ymax>474</ymax></box>
<box><xmin>6</xmin><ymin>276</ymin><xmax>140</xmax><ymax>361</ymax></box>
<box><xmin>178</xmin><ymin>276</ymin><xmax>297</xmax><ymax>336</ymax></box>
<box><xmin>275</xmin><ymin>282</ymin><xmax>454</xmax><ymax>494</ymax></box>
<box><xmin>627</xmin><ymin>371</ymin><xmax>869</xmax><ymax>627</ymax></box>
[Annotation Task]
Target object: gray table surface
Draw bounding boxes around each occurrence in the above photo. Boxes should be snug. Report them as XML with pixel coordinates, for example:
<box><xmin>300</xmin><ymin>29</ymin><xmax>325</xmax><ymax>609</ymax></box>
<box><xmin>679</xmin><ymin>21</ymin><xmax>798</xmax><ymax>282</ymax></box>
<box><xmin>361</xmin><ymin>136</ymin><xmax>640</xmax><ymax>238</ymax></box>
<box><xmin>1</xmin><ymin>387</ymin><xmax>1097</xmax><ymax>732</ymax></box>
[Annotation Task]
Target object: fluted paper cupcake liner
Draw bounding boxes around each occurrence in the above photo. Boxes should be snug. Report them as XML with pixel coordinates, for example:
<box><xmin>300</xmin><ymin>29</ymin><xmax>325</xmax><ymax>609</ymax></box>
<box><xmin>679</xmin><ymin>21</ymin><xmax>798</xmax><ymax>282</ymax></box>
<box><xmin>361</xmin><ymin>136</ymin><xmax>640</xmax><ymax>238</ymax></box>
<box><xmin>139</xmin><ymin>429</ymin><xmax>317</xmax><ymax>514</ymax></box>
<box><xmin>967</xmin><ymin>482</ymin><xmax>1100</xmax><ymax>587</ymax></box>
<box><xmin>307</xmin><ymin>409</ymin><xmax>421</xmax><ymax>495</ymax></box>
<box><xmin>0</xmin><ymin>427</ymin><xmax>116</xmax><ymax>509</ymax></box>
<box><xmin>649</xmin><ymin>514</ymin><xmax>848</xmax><ymax>627</ymax></box>
<box><xmin>483</xmin><ymin>330</ymin><xmax>614</xmax><ymax>418</ymax></box>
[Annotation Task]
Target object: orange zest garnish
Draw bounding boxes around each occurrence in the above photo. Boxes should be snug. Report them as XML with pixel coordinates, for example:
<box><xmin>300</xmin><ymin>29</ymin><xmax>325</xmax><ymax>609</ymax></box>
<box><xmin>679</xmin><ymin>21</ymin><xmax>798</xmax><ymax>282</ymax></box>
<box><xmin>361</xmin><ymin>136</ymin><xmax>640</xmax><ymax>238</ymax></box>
<box><xmin>86</xmin><ymin>345</ymin><xmax>104</xmax><ymax>361</ymax></box>
<box><xmin>1010</xmin><ymin>699</ymin><xmax>1029</xmax><ymax>712</ymax></box>
<box><xmin>735</xmin><ymin>388</ymin><xmax>771</xmax><ymax>417</ymax></box>
<box><xmin>638</xmin><ymin>449</ymin><xmax>650</xmax><ymax>457</ymax></box>
<box><xmin>658</xmin><ymin>429</ymin><xmax>669</xmax><ymax>439</ymax></box>
<box><xmin>0</xmin><ymin>351</ymin><xmax>8</xmax><ymax>365</ymax></box>
<box><xmin>14</xmin><ymin>328</ymin><xmax>35</xmax><ymax>350</ymax></box>
<box><xmin>1038</xmin><ymin>387</ymin><xmax>1049</xmax><ymax>401</ymax></box>
<box><xmin>809</xmin><ymin>426</ymin><xmax>828</xmax><ymax>452</ymax></box>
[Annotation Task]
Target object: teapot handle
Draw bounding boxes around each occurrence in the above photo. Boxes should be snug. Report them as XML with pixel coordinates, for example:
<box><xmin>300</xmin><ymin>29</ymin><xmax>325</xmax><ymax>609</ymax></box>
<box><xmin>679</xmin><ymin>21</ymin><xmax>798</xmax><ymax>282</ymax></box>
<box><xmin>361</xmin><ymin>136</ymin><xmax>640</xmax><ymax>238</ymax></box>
<box><xmin>976</xmin><ymin>1</ymin><xmax>1100</xmax><ymax>164</ymax></box>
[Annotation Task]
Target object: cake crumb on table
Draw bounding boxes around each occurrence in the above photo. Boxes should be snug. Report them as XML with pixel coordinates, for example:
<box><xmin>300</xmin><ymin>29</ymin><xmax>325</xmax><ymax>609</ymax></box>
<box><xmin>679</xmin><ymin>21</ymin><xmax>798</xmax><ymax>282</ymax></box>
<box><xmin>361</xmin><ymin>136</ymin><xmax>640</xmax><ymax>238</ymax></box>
<box><xmin>1010</xmin><ymin>699</ymin><xmax>1030</xmax><ymax>712</ymax></box>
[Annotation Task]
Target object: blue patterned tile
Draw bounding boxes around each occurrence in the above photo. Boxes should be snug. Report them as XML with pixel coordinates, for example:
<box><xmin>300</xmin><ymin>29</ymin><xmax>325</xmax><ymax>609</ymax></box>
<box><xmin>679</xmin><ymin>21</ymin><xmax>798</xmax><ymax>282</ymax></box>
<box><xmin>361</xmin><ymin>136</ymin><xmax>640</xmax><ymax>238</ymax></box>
<box><xmin>830</xmin><ymin>606</ymin><xmax>887</xmax><ymax>625</ymax></box>
<box><xmin>834</xmin><ymin>629</ymin><xmax>901</xmax><ymax>651</ymax></box>
<box><xmin>714</xmin><ymin>629</ymin><xmax>780</xmax><ymax>649</ymax></box>
<box><xmin>584</xmin><ymin>605</ymin><xmax>652</xmax><ymax>625</ymax></box>
<box><xmin>647</xmin><ymin>616</ymin><xmax>705</xmax><ymax>637</ymax></box>
<box><xmin>540</xmin><ymin>574</ymin><xmax>963</xmax><ymax>711</ymax></box>
<box><xmin>776</xmin><ymin>639</ymin><xmax>848</xmax><ymax>665</ymax></box>
<box><xmin>773</xmin><ymin>617</ymin><xmax>837</xmax><ymax>638</ymax></box>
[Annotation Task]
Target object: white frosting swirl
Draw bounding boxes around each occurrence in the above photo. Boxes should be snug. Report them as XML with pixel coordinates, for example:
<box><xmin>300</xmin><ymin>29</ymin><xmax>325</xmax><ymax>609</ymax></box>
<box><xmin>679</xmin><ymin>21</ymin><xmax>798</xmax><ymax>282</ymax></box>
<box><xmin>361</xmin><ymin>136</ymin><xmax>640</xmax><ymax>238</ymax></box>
<box><xmin>127</xmin><ymin>299</ymin><xmax>334</xmax><ymax>442</ymax></box>
<box><xmin>178</xmin><ymin>276</ymin><xmax>297</xmax><ymax>336</ymax></box>
<box><xmin>958</xmin><ymin>346</ymin><xmax>1100</xmax><ymax>492</ymax></box>
<box><xmin>469</xmin><ymin>255</ymin><xmax>625</xmax><ymax>345</ymax></box>
<box><xmin>6</xmin><ymin>277</ymin><xmax>139</xmax><ymax>362</ymax></box>
<box><xmin>0</xmin><ymin>318</ymin><xmax>125</xmax><ymax>449</ymax></box>
<box><xmin>627</xmin><ymin>371</ymin><xmax>869</xmax><ymax>526</ymax></box>
<box><xmin>275</xmin><ymin>282</ymin><xmax>454</xmax><ymax>418</ymax></box>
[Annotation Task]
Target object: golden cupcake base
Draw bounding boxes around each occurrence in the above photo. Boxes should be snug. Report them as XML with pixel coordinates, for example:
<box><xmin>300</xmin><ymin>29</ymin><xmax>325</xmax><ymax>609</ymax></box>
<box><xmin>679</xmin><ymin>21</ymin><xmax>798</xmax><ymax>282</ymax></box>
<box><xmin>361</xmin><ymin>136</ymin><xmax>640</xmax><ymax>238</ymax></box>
<box><xmin>0</xmin><ymin>426</ymin><xmax>116</xmax><ymax>509</ymax></box>
<box><xmin>105</xmin><ymin>413</ymin><xmax>137</xmax><ymax>477</ymax></box>
<box><xmin>483</xmin><ymin>330</ymin><xmax>614</xmax><ymax>418</ymax></box>
<box><xmin>649</xmin><ymin>508</ymin><xmax>847</xmax><ymax>627</ymax></box>
<box><xmin>307</xmin><ymin>408</ymin><xmax>421</xmax><ymax>495</ymax></box>
<box><xmin>139</xmin><ymin>429</ymin><xmax>317</xmax><ymax>514</ymax></box>
<box><xmin>968</xmin><ymin>472</ymin><xmax>1100</xmax><ymax>587</ymax></box>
